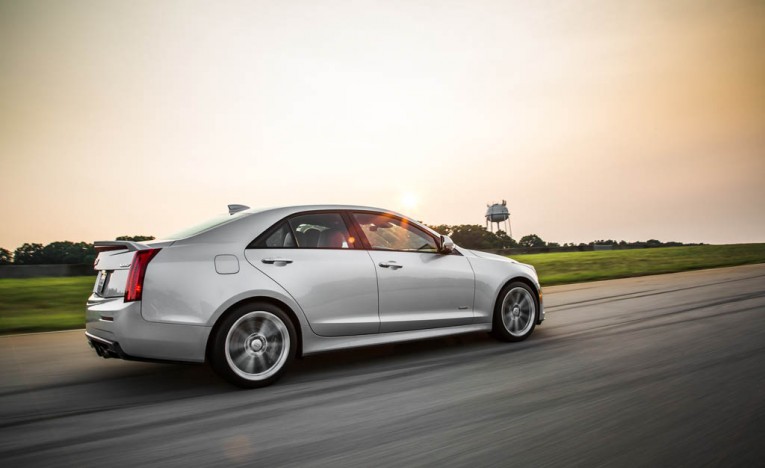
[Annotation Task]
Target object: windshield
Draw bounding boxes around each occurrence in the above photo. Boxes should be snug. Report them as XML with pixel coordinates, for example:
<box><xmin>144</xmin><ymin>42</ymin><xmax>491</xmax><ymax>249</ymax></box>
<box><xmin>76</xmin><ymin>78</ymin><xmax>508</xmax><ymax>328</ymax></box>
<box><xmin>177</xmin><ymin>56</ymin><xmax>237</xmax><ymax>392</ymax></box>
<box><xmin>165</xmin><ymin>211</ymin><xmax>250</xmax><ymax>239</ymax></box>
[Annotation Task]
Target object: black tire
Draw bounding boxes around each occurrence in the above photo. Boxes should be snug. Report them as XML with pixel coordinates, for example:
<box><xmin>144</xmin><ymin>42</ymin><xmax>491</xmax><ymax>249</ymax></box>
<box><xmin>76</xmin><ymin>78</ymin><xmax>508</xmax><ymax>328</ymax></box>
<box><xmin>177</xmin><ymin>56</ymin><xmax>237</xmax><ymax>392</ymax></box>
<box><xmin>209</xmin><ymin>302</ymin><xmax>296</xmax><ymax>388</ymax></box>
<box><xmin>491</xmin><ymin>281</ymin><xmax>538</xmax><ymax>342</ymax></box>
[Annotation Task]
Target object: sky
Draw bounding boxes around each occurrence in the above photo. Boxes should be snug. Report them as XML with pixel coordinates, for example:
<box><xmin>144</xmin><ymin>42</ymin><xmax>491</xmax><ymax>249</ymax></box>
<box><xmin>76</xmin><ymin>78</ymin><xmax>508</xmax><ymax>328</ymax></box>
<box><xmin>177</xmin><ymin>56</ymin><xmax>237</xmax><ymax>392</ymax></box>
<box><xmin>1</xmin><ymin>0</ymin><xmax>763</xmax><ymax>249</ymax></box>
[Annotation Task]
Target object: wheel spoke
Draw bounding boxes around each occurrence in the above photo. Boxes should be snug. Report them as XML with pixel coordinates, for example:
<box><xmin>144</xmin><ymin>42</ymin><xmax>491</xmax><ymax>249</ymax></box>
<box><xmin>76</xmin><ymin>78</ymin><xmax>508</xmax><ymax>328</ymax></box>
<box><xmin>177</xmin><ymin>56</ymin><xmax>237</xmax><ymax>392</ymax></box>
<box><xmin>266</xmin><ymin>341</ymin><xmax>281</xmax><ymax>362</ymax></box>
<box><xmin>262</xmin><ymin>320</ymin><xmax>280</xmax><ymax>341</ymax></box>
<box><xmin>246</xmin><ymin>355</ymin><xmax>259</xmax><ymax>373</ymax></box>
<box><xmin>233</xmin><ymin>352</ymin><xmax>252</xmax><ymax>372</ymax></box>
<box><xmin>241</xmin><ymin>318</ymin><xmax>258</xmax><ymax>335</ymax></box>
<box><xmin>520</xmin><ymin>309</ymin><xmax>529</xmax><ymax>323</ymax></box>
<box><xmin>231</xmin><ymin>326</ymin><xmax>249</xmax><ymax>345</ymax></box>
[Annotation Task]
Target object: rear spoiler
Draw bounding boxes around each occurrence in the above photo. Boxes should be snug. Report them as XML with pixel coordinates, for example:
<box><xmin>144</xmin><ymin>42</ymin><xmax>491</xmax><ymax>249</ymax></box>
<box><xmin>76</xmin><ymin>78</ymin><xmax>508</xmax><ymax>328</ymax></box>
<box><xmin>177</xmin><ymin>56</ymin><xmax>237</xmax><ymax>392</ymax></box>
<box><xmin>94</xmin><ymin>240</ymin><xmax>150</xmax><ymax>252</ymax></box>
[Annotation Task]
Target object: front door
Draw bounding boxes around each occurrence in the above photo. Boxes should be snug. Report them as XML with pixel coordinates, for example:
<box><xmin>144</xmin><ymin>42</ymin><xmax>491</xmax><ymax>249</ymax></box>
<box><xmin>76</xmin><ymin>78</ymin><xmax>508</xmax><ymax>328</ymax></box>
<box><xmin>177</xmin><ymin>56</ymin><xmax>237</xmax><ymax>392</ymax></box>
<box><xmin>351</xmin><ymin>212</ymin><xmax>475</xmax><ymax>333</ymax></box>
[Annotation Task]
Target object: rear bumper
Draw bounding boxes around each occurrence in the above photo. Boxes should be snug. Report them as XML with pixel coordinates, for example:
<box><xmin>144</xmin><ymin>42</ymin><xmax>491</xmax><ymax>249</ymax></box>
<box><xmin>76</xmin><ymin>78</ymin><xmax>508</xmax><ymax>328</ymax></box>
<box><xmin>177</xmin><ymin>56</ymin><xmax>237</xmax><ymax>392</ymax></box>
<box><xmin>86</xmin><ymin>332</ymin><xmax>128</xmax><ymax>359</ymax></box>
<box><xmin>86</xmin><ymin>294</ymin><xmax>211</xmax><ymax>363</ymax></box>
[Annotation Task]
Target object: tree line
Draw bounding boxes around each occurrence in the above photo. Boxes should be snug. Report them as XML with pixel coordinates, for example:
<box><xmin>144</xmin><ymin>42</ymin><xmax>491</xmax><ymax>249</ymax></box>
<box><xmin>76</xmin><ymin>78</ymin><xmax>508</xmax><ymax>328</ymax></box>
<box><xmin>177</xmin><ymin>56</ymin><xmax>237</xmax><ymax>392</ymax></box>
<box><xmin>427</xmin><ymin>225</ymin><xmax>698</xmax><ymax>251</ymax></box>
<box><xmin>0</xmin><ymin>236</ymin><xmax>155</xmax><ymax>265</ymax></box>
<box><xmin>0</xmin><ymin>226</ymin><xmax>700</xmax><ymax>265</ymax></box>
<box><xmin>427</xmin><ymin>224</ymin><xmax>566</xmax><ymax>249</ymax></box>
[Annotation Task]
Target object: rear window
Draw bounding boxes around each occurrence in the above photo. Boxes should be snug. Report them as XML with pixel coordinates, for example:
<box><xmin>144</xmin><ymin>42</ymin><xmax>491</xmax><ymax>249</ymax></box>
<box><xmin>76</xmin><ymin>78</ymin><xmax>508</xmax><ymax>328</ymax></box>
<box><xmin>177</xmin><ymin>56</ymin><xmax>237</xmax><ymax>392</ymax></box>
<box><xmin>165</xmin><ymin>212</ymin><xmax>250</xmax><ymax>239</ymax></box>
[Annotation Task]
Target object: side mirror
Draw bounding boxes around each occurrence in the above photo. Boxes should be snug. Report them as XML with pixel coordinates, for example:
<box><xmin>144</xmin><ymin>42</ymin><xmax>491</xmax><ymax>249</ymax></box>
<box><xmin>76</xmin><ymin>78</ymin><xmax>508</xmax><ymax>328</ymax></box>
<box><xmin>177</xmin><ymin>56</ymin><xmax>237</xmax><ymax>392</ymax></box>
<box><xmin>439</xmin><ymin>235</ymin><xmax>455</xmax><ymax>254</ymax></box>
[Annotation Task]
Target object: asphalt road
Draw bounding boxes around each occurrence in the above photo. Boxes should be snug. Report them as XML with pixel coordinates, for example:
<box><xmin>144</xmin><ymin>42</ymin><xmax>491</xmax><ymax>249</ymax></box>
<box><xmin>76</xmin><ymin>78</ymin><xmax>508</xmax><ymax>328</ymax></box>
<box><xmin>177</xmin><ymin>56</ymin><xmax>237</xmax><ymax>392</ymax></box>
<box><xmin>1</xmin><ymin>264</ymin><xmax>764</xmax><ymax>467</ymax></box>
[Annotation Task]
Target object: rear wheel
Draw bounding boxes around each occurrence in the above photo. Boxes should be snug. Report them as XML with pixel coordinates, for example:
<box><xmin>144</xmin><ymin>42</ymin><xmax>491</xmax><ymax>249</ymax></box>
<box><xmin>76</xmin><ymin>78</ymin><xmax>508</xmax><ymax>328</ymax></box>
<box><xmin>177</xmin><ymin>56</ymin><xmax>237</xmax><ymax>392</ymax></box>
<box><xmin>491</xmin><ymin>282</ymin><xmax>537</xmax><ymax>342</ymax></box>
<box><xmin>210</xmin><ymin>303</ymin><xmax>296</xmax><ymax>388</ymax></box>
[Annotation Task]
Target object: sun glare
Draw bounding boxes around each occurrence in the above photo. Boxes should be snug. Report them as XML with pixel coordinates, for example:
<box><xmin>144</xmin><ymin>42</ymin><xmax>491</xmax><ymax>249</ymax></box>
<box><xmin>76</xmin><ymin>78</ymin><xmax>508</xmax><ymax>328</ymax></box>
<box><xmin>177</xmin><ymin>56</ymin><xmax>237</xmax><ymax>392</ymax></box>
<box><xmin>400</xmin><ymin>192</ymin><xmax>419</xmax><ymax>211</ymax></box>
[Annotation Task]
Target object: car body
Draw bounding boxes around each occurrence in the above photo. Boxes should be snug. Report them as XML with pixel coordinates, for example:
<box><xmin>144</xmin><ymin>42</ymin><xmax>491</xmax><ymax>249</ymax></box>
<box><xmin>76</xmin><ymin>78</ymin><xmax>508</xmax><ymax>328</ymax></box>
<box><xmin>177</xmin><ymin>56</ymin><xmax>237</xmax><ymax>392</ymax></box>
<box><xmin>86</xmin><ymin>204</ymin><xmax>544</xmax><ymax>387</ymax></box>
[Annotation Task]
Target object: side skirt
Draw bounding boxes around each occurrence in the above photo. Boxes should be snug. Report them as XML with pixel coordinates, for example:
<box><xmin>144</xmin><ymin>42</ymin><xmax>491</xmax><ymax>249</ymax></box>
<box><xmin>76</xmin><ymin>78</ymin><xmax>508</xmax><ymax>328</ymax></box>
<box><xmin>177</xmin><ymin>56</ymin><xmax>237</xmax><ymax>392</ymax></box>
<box><xmin>301</xmin><ymin>323</ymin><xmax>493</xmax><ymax>356</ymax></box>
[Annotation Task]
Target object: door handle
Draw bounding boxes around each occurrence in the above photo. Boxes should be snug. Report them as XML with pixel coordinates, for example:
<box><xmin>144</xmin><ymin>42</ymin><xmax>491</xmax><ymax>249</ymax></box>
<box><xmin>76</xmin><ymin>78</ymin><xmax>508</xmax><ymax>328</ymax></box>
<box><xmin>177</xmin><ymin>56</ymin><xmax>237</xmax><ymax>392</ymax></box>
<box><xmin>379</xmin><ymin>262</ymin><xmax>403</xmax><ymax>270</ymax></box>
<box><xmin>262</xmin><ymin>258</ymin><xmax>293</xmax><ymax>264</ymax></box>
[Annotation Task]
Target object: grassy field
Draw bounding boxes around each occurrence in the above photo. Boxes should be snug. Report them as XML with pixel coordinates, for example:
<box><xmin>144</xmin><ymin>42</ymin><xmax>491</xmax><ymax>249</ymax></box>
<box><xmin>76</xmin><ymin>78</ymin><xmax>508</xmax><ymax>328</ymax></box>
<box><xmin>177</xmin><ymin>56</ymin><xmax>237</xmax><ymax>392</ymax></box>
<box><xmin>512</xmin><ymin>243</ymin><xmax>765</xmax><ymax>286</ymax></box>
<box><xmin>1</xmin><ymin>244</ymin><xmax>764</xmax><ymax>334</ymax></box>
<box><xmin>0</xmin><ymin>276</ymin><xmax>95</xmax><ymax>334</ymax></box>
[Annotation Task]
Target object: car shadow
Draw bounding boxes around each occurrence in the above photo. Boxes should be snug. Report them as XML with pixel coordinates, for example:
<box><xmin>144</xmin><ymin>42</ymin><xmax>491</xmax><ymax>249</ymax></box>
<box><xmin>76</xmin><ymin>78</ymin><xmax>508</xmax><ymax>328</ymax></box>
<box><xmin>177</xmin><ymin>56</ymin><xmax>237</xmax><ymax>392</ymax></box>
<box><xmin>122</xmin><ymin>331</ymin><xmax>500</xmax><ymax>391</ymax></box>
<box><xmin>281</xmin><ymin>332</ymin><xmax>501</xmax><ymax>384</ymax></box>
<box><xmin>109</xmin><ymin>330</ymin><xmax>542</xmax><ymax>393</ymax></box>
<box><xmin>8</xmin><ymin>329</ymin><xmax>550</xmax><ymax>424</ymax></box>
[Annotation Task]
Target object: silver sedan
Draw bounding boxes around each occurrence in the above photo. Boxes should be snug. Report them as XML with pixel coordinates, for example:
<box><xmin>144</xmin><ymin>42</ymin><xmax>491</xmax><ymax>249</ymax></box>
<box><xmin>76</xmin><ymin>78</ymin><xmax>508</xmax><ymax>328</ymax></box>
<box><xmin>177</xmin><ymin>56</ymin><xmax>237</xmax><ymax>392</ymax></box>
<box><xmin>86</xmin><ymin>205</ymin><xmax>544</xmax><ymax>387</ymax></box>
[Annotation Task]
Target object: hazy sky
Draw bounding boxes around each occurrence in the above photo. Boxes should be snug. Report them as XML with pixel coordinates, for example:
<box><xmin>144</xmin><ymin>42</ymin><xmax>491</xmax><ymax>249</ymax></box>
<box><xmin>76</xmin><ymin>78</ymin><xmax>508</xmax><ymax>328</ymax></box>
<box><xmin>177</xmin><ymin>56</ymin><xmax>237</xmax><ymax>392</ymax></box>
<box><xmin>1</xmin><ymin>0</ymin><xmax>763</xmax><ymax>249</ymax></box>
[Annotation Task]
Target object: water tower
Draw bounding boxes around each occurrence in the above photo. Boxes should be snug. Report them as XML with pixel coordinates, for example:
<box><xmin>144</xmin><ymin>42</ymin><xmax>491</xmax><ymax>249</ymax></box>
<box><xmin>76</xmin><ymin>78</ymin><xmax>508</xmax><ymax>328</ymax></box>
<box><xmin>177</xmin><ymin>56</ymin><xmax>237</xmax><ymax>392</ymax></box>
<box><xmin>485</xmin><ymin>200</ymin><xmax>511</xmax><ymax>237</ymax></box>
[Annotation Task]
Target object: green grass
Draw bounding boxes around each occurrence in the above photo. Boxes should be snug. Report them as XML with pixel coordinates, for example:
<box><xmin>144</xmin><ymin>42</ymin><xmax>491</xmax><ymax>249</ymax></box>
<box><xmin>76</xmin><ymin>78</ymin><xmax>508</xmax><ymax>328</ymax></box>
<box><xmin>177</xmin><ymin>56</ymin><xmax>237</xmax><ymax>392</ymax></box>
<box><xmin>0</xmin><ymin>276</ymin><xmax>94</xmax><ymax>334</ymax></box>
<box><xmin>1</xmin><ymin>244</ymin><xmax>764</xmax><ymax>335</ymax></box>
<box><xmin>511</xmin><ymin>244</ymin><xmax>765</xmax><ymax>286</ymax></box>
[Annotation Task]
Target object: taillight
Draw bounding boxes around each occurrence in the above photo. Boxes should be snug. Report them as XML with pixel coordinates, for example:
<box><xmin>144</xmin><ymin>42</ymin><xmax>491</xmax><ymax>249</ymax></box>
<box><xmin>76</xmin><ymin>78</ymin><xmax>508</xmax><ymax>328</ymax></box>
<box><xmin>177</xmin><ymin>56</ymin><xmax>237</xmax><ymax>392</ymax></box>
<box><xmin>124</xmin><ymin>248</ymin><xmax>161</xmax><ymax>302</ymax></box>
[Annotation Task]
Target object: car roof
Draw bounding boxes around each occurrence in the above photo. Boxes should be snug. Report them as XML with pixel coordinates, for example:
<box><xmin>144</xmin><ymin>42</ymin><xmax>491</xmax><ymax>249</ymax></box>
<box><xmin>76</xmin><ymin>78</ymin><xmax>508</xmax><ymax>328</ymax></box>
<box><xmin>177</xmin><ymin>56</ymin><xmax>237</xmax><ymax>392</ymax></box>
<box><xmin>178</xmin><ymin>204</ymin><xmax>442</xmax><ymax>243</ymax></box>
<box><xmin>244</xmin><ymin>204</ymin><xmax>408</xmax><ymax>217</ymax></box>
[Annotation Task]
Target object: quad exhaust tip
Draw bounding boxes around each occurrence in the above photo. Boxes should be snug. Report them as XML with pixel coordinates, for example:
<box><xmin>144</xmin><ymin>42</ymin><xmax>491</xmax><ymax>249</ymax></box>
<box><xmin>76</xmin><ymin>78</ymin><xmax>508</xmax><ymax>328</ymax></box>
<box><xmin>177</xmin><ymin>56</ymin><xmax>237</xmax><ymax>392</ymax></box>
<box><xmin>86</xmin><ymin>333</ymin><xmax>124</xmax><ymax>359</ymax></box>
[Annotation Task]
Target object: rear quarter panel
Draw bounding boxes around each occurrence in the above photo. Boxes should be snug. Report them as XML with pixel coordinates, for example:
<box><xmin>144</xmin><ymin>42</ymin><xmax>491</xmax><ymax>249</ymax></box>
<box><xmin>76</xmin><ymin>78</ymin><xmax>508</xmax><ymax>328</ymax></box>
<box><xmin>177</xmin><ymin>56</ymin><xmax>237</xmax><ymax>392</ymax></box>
<box><xmin>140</xmin><ymin>209</ymin><xmax>313</xmax><ymax>333</ymax></box>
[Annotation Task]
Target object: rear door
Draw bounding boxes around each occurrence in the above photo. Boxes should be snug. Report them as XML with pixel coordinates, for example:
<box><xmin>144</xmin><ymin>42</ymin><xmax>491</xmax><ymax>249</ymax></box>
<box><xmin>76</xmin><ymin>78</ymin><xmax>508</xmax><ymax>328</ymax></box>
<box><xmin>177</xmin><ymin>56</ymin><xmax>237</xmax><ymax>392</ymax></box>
<box><xmin>350</xmin><ymin>211</ymin><xmax>475</xmax><ymax>333</ymax></box>
<box><xmin>244</xmin><ymin>211</ymin><xmax>380</xmax><ymax>336</ymax></box>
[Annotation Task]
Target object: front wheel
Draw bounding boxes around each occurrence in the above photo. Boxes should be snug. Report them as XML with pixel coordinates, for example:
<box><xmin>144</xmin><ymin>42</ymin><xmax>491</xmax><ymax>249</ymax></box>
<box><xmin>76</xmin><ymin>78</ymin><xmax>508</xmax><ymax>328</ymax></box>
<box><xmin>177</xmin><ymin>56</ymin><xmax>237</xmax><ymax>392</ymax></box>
<box><xmin>210</xmin><ymin>303</ymin><xmax>296</xmax><ymax>388</ymax></box>
<box><xmin>491</xmin><ymin>282</ymin><xmax>538</xmax><ymax>342</ymax></box>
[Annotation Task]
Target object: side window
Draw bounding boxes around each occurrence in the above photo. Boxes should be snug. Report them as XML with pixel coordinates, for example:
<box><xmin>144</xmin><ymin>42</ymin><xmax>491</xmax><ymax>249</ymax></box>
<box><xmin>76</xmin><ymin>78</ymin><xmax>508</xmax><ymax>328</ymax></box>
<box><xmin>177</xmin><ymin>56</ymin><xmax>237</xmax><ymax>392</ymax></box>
<box><xmin>352</xmin><ymin>213</ymin><xmax>438</xmax><ymax>252</ymax></box>
<box><xmin>289</xmin><ymin>213</ymin><xmax>355</xmax><ymax>249</ymax></box>
<box><xmin>252</xmin><ymin>212</ymin><xmax>357</xmax><ymax>249</ymax></box>
<box><xmin>260</xmin><ymin>222</ymin><xmax>295</xmax><ymax>248</ymax></box>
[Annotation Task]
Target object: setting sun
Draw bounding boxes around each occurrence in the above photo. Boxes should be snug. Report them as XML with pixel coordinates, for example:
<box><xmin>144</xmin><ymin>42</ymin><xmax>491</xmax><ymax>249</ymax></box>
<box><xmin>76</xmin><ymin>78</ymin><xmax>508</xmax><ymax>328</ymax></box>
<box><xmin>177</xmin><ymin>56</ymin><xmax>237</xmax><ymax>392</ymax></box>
<box><xmin>400</xmin><ymin>192</ymin><xmax>419</xmax><ymax>211</ymax></box>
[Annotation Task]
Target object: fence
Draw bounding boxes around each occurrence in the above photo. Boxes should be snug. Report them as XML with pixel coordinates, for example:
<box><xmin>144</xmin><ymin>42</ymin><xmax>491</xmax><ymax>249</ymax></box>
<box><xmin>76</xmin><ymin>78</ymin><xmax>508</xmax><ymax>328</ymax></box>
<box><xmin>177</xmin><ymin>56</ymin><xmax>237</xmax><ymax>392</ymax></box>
<box><xmin>0</xmin><ymin>264</ymin><xmax>97</xmax><ymax>279</ymax></box>
<box><xmin>487</xmin><ymin>244</ymin><xmax>676</xmax><ymax>255</ymax></box>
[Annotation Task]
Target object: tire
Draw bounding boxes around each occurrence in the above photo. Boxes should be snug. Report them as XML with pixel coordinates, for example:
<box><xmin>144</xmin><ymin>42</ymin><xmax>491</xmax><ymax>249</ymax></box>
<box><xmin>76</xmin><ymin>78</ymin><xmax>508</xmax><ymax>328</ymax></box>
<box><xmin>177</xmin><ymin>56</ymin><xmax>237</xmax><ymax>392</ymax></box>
<box><xmin>491</xmin><ymin>281</ymin><xmax>538</xmax><ymax>342</ymax></box>
<box><xmin>209</xmin><ymin>302</ymin><xmax>296</xmax><ymax>388</ymax></box>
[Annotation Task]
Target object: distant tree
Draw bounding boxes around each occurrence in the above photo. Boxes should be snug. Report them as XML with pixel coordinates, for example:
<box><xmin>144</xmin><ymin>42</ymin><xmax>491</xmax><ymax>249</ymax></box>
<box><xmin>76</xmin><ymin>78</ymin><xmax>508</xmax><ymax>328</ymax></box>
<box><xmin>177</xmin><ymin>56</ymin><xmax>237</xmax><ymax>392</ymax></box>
<box><xmin>424</xmin><ymin>225</ymin><xmax>695</xmax><ymax>251</ymax></box>
<box><xmin>0</xmin><ymin>248</ymin><xmax>12</xmax><ymax>265</ymax></box>
<box><xmin>591</xmin><ymin>239</ymin><xmax>617</xmax><ymax>246</ymax></box>
<box><xmin>493</xmin><ymin>230</ymin><xmax>517</xmax><ymax>248</ymax></box>
<box><xmin>116</xmin><ymin>235</ymin><xmax>156</xmax><ymax>242</ymax></box>
<box><xmin>425</xmin><ymin>224</ymin><xmax>517</xmax><ymax>250</ymax></box>
<box><xmin>13</xmin><ymin>243</ymin><xmax>45</xmax><ymax>264</ymax></box>
<box><xmin>426</xmin><ymin>225</ymin><xmax>452</xmax><ymax>236</ymax></box>
<box><xmin>40</xmin><ymin>241</ymin><xmax>96</xmax><ymax>264</ymax></box>
<box><xmin>449</xmin><ymin>225</ymin><xmax>502</xmax><ymax>250</ymax></box>
<box><xmin>519</xmin><ymin>234</ymin><xmax>546</xmax><ymax>248</ymax></box>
